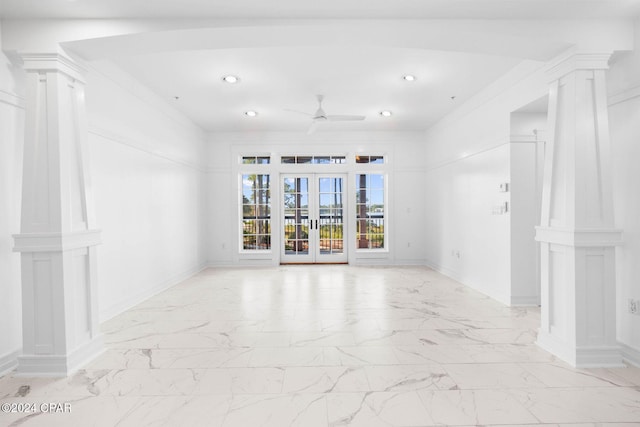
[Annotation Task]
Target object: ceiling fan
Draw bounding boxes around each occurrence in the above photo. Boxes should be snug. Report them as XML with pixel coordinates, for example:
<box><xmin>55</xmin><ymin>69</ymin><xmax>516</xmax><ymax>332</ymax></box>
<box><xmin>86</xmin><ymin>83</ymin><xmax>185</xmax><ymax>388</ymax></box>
<box><xmin>286</xmin><ymin>94</ymin><xmax>366</xmax><ymax>135</ymax></box>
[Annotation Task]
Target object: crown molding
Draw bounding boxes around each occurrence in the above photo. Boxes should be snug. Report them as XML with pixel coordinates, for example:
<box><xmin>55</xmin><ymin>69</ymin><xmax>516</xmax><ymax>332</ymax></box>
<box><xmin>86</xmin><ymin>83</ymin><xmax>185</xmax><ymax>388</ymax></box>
<box><xmin>19</xmin><ymin>53</ymin><xmax>86</xmax><ymax>83</ymax></box>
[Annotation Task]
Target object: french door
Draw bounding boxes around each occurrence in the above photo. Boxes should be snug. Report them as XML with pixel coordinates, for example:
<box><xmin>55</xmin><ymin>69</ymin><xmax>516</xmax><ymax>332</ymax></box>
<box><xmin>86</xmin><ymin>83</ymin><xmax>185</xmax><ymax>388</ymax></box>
<box><xmin>281</xmin><ymin>174</ymin><xmax>347</xmax><ymax>263</ymax></box>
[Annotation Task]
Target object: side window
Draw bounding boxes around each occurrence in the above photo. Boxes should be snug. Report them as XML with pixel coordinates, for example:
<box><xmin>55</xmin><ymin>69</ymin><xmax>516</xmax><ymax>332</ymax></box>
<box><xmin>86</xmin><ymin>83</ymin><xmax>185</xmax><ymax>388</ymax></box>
<box><xmin>241</xmin><ymin>174</ymin><xmax>271</xmax><ymax>250</ymax></box>
<box><xmin>356</xmin><ymin>174</ymin><xmax>385</xmax><ymax>249</ymax></box>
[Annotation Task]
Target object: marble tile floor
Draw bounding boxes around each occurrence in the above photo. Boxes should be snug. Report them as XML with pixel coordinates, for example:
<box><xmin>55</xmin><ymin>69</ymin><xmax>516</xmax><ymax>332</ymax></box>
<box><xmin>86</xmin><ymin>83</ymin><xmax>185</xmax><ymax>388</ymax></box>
<box><xmin>1</xmin><ymin>266</ymin><xmax>640</xmax><ymax>426</ymax></box>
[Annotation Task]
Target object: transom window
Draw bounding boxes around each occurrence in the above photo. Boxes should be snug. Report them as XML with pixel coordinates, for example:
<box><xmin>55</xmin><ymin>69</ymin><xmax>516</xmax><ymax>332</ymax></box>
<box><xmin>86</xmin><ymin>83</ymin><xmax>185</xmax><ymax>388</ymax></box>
<box><xmin>281</xmin><ymin>155</ymin><xmax>346</xmax><ymax>164</ymax></box>
<box><xmin>355</xmin><ymin>155</ymin><xmax>384</xmax><ymax>164</ymax></box>
<box><xmin>241</xmin><ymin>156</ymin><xmax>270</xmax><ymax>164</ymax></box>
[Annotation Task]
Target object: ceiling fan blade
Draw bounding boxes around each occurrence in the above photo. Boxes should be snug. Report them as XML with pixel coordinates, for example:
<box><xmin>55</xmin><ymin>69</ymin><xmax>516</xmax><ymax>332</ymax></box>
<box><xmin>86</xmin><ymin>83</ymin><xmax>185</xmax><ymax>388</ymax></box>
<box><xmin>284</xmin><ymin>108</ymin><xmax>313</xmax><ymax>116</ymax></box>
<box><xmin>307</xmin><ymin>121</ymin><xmax>318</xmax><ymax>135</ymax></box>
<box><xmin>327</xmin><ymin>115</ymin><xmax>366</xmax><ymax>121</ymax></box>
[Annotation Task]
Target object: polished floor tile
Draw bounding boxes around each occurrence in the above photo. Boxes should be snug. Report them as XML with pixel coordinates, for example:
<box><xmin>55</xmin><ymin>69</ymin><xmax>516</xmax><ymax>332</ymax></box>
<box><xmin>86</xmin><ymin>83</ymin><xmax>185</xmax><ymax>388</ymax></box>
<box><xmin>1</xmin><ymin>265</ymin><xmax>640</xmax><ymax>426</ymax></box>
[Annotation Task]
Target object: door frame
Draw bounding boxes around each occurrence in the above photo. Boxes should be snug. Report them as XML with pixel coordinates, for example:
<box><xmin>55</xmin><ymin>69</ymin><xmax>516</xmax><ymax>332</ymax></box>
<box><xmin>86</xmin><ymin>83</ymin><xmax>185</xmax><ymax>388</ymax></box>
<box><xmin>280</xmin><ymin>173</ymin><xmax>348</xmax><ymax>264</ymax></box>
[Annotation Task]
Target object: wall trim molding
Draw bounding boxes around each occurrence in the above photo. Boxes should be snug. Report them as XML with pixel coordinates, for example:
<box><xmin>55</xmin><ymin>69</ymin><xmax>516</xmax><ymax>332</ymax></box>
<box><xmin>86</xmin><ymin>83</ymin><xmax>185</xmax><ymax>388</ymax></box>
<box><xmin>89</xmin><ymin>126</ymin><xmax>208</xmax><ymax>173</ymax></box>
<box><xmin>425</xmin><ymin>140</ymin><xmax>509</xmax><ymax>172</ymax></box>
<box><xmin>609</xmin><ymin>84</ymin><xmax>640</xmax><ymax>107</ymax></box>
<box><xmin>621</xmin><ymin>343</ymin><xmax>640</xmax><ymax>368</ymax></box>
<box><xmin>427</xmin><ymin>60</ymin><xmax>546</xmax><ymax>133</ymax></box>
<box><xmin>0</xmin><ymin>88</ymin><xmax>24</xmax><ymax>109</ymax></box>
<box><xmin>81</xmin><ymin>60</ymin><xmax>202</xmax><ymax>135</ymax></box>
<box><xmin>0</xmin><ymin>349</ymin><xmax>20</xmax><ymax>377</ymax></box>
<box><xmin>510</xmin><ymin>134</ymin><xmax>538</xmax><ymax>143</ymax></box>
<box><xmin>99</xmin><ymin>262</ymin><xmax>209</xmax><ymax>323</ymax></box>
<box><xmin>208</xmin><ymin>167</ymin><xmax>233</xmax><ymax>174</ymax></box>
<box><xmin>209</xmin><ymin>130</ymin><xmax>425</xmax><ymax>145</ymax></box>
<box><xmin>393</xmin><ymin>167</ymin><xmax>427</xmax><ymax>174</ymax></box>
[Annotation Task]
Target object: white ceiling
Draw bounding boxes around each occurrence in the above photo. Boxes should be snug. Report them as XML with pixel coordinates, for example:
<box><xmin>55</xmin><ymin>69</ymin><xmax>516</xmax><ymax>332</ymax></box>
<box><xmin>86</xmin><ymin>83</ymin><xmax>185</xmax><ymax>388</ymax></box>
<box><xmin>3</xmin><ymin>1</ymin><xmax>639</xmax><ymax>133</ymax></box>
<box><xmin>111</xmin><ymin>47</ymin><xmax>521</xmax><ymax>132</ymax></box>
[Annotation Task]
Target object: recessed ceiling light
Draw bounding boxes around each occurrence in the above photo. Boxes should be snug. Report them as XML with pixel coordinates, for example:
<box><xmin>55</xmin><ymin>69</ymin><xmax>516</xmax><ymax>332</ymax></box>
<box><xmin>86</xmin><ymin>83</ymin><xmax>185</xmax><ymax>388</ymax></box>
<box><xmin>222</xmin><ymin>75</ymin><xmax>240</xmax><ymax>83</ymax></box>
<box><xmin>245</xmin><ymin>111</ymin><xmax>258</xmax><ymax>117</ymax></box>
<box><xmin>380</xmin><ymin>110</ymin><xmax>392</xmax><ymax>117</ymax></box>
<box><xmin>403</xmin><ymin>75</ymin><xmax>416</xmax><ymax>82</ymax></box>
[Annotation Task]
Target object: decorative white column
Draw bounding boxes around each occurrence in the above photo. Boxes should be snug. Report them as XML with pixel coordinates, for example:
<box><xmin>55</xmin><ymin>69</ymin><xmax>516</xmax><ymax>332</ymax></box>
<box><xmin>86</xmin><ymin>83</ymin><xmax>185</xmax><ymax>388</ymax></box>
<box><xmin>13</xmin><ymin>53</ymin><xmax>103</xmax><ymax>376</ymax></box>
<box><xmin>535</xmin><ymin>52</ymin><xmax>623</xmax><ymax>367</ymax></box>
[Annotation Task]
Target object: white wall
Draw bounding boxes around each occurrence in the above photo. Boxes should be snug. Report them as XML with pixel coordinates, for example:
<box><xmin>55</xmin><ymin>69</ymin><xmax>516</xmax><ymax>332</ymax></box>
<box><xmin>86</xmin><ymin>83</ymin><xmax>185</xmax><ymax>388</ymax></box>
<box><xmin>424</xmin><ymin>144</ymin><xmax>512</xmax><ymax>303</ymax></box>
<box><xmin>423</xmin><ymin>60</ymin><xmax>548</xmax><ymax>304</ymax></box>
<box><xmin>85</xmin><ymin>61</ymin><xmax>208</xmax><ymax>321</ymax></box>
<box><xmin>423</xmin><ymin>40</ymin><xmax>640</xmax><ymax>365</ymax></box>
<box><xmin>0</xmin><ymin>32</ymin><xmax>25</xmax><ymax>374</ymax></box>
<box><xmin>510</xmin><ymin>111</ymin><xmax>547</xmax><ymax>306</ymax></box>
<box><xmin>608</xmin><ymin>18</ymin><xmax>640</xmax><ymax>361</ymax></box>
<box><xmin>206</xmin><ymin>131</ymin><xmax>426</xmax><ymax>267</ymax></box>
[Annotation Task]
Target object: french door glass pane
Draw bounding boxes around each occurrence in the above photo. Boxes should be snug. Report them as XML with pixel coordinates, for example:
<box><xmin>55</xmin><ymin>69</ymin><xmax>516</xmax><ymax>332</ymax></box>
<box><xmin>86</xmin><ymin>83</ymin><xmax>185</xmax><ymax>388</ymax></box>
<box><xmin>284</xmin><ymin>177</ymin><xmax>309</xmax><ymax>255</ymax></box>
<box><xmin>319</xmin><ymin>177</ymin><xmax>344</xmax><ymax>254</ymax></box>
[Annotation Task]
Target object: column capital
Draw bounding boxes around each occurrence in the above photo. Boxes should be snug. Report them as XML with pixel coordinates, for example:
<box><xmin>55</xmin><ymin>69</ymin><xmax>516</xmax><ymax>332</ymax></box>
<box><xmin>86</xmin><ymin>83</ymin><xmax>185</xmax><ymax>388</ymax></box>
<box><xmin>13</xmin><ymin>230</ymin><xmax>102</xmax><ymax>253</ymax></box>
<box><xmin>545</xmin><ymin>51</ymin><xmax>612</xmax><ymax>82</ymax></box>
<box><xmin>19</xmin><ymin>52</ymin><xmax>86</xmax><ymax>83</ymax></box>
<box><xmin>535</xmin><ymin>226</ymin><xmax>623</xmax><ymax>247</ymax></box>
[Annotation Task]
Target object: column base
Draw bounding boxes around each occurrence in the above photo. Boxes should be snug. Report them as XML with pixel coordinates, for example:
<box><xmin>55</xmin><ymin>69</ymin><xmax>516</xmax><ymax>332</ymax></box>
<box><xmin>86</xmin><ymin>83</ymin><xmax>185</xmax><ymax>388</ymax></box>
<box><xmin>537</xmin><ymin>330</ymin><xmax>623</xmax><ymax>368</ymax></box>
<box><xmin>16</xmin><ymin>334</ymin><xmax>104</xmax><ymax>377</ymax></box>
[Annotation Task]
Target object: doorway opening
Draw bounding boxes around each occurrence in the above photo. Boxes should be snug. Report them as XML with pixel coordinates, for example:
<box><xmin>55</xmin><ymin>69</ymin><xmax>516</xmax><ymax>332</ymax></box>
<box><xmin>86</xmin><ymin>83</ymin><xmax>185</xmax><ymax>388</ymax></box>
<box><xmin>281</xmin><ymin>173</ymin><xmax>347</xmax><ymax>264</ymax></box>
<box><xmin>509</xmin><ymin>95</ymin><xmax>548</xmax><ymax>305</ymax></box>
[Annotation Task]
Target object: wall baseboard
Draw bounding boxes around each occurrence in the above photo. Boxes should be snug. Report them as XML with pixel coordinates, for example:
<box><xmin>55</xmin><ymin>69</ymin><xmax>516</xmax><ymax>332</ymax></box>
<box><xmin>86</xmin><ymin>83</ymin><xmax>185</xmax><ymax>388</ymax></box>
<box><xmin>208</xmin><ymin>259</ymin><xmax>428</xmax><ymax>268</ymax></box>
<box><xmin>510</xmin><ymin>295</ymin><xmax>541</xmax><ymax>306</ymax></box>
<box><xmin>424</xmin><ymin>258</ymin><xmax>510</xmax><ymax>306</ymax></box>
<box><xmin>207</xmin><ymin>260</ymin><xmax>236</xmax><ymax>267</ymax></box>
<box><xmin>424</xmin><ymin>258</ymin><xmax>461</xmax><ymax>281</ymax></box>
<box><xmin>621</xmin><ymin>343</ymin><xmax>640</xmax><ymax>368</ymax></box>
<box><xmin>99</xmin><ymin>262</ymin><xmax>209</xmax><ymax>323</ymax></box>
<box><xmin>16</xmin><ymin>336</ymin><xmax>104</xmax><ymax>377</ymax></box>
<box><xmin>392</xmin><ymin>259</ymin><xmax>428</xmax><ymax>266</ymax></box>
<box><xmin>538</xmin><ymin>331</ymin><xmax>624</xmax><ymax>368</ymax></box>
<box><xmin>0</xmin><ymin>348</ymin><xmax>20</xmax><ymax>377</ymax></box>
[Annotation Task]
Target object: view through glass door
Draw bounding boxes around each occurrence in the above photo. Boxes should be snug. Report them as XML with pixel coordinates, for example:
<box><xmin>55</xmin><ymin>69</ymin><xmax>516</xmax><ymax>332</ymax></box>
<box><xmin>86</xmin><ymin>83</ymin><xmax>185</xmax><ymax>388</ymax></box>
<box><xmin>281</xmin><ymin>174</ymin><xmax>347</xmax><ymax>263</ymax></box>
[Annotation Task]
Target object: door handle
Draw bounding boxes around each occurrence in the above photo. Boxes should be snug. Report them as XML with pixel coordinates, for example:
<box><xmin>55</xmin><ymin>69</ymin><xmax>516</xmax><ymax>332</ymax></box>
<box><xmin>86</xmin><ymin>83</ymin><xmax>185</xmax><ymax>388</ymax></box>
<box><xmin>315</xmin><ymin>219</ymin><xmax>318</xmax><ymax>230</ymax></box>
